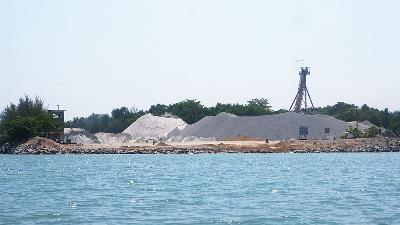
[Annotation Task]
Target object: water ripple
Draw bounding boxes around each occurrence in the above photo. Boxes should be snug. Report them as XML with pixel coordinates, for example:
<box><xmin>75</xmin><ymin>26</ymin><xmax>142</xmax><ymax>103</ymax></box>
<box><xmin>0</xmin><ymin>153</ymin><xmax>400</xmax><ymax>224</ymax></box>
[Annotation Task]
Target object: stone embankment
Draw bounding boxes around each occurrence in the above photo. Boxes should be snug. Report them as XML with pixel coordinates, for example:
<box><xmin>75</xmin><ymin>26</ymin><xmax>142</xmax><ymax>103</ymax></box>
<box><xmin>1</xmin><ymin>137</ymin><xmax>400</xmax><ymax>154</ymax></box>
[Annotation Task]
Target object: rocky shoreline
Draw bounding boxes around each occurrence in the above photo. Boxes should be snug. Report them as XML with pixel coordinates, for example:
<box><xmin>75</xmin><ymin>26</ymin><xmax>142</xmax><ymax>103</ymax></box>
<box><xmin>1</xmin><ymin>137</ymin><xmax>400</xmax><ymax>154</ymax></box>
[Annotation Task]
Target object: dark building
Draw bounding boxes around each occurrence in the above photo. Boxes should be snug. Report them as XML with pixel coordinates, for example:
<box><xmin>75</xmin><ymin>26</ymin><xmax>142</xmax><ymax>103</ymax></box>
<box><xmin>47</xmin><ymin>109</ymin><xmax>65</xmax><ymax>142</ymax></box>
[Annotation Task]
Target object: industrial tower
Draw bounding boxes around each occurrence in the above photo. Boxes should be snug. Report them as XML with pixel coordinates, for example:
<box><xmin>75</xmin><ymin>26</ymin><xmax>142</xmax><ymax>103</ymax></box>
<box><xmin>289</xmin><ymin>67</ymin><xmax>315</xmax><ymax>113</ymax></box>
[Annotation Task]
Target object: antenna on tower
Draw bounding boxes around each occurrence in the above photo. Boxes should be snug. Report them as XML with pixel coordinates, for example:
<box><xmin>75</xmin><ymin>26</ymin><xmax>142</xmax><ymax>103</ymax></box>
<box><xmin>289</xmin><ymin>66</ymin><xmax>315</xmax><ymax>113</ymax></box>
<box><xmin>294</xmin><ymin>58</ymin><xmax>304</xmax><ymax>66</ymax></box>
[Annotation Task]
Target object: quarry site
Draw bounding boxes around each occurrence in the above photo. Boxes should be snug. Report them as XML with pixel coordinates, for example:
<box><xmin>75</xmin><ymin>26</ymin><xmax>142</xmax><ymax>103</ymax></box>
<box><xmin>6</xmin><ymin>112</ymin><xmax>400</xmax><ymax>154</ymax></box>
<box><xmin>63</xmin><ymin>112</ymin><xmax>394</xmax><ymax>146</ymax></box>
<box><xmin>3</xmin><ymin>66</ymin><xmax>400</xmax><ymax>154</ymax></box>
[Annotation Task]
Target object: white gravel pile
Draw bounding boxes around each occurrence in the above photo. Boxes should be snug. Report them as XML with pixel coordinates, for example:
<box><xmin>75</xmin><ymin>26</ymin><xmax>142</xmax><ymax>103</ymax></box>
<box><xmin>64</xmin><ymin>128</ymin><xmax>85</xmax><ymax>135</ymax></box>
<box><xmin>347</xmin><ymin>120</ymin><xmax>396</xmax><ymax>137</ymax></box>
<box><xmin>123</xmin><ymin>113</ymin><xmax>187</xmax><ymax>139</ymax></box>
<box><xmin>166</xmin><ymin>136</ymin><xmax>216</xmax><ymax>142</ymax></box>
<box><xmin>95</xmin><ymin>132</ymin><xmax>133</xmax><ymax>144</ymax></box>
<box><xmin>167</xmin><ymin>112</ymin><xmax>352</xmax><ymax>141</ymax></box>
<box><xmin>64</xmin><ymin>128</ymin><xmax>100</xmax><ymax>144</ymax></box>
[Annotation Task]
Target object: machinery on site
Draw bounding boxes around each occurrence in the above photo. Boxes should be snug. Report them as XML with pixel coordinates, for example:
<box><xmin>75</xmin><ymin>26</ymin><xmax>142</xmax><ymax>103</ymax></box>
<box><xmin>289</xmin><ymin>66</ymin><xmax>315</xmax><ymax>113</ymax></box>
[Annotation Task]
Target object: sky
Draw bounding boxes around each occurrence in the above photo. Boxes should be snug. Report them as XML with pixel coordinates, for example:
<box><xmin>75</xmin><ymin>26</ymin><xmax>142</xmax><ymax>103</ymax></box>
<box><xmin>1</xmin><ymin>0</ymin><xmax>399</xmax><ymax>120</ymax></box>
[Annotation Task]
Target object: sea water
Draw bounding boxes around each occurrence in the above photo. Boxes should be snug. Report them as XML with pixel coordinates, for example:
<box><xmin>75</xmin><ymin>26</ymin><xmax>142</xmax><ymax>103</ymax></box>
<box><xmin>1</xmin><ymin>153</ymin><xmax>399</xmax><ymax>224</ymax></box>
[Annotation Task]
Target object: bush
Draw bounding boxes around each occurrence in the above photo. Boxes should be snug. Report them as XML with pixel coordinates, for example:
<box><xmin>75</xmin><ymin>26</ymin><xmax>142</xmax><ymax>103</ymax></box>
<box><xmin>365</xmin><ymin>126</ymin><xmax>381</xmax><ymax>138</ymax></box>
<box><xmin>346</xmin><ymin>126</ymin><xmax>362</xmax><ymax>139</ymax></box>
<box><xmin>0</xmin><ymin>96</ymin><xmax>61</xmax><ymax>144</ymax></box>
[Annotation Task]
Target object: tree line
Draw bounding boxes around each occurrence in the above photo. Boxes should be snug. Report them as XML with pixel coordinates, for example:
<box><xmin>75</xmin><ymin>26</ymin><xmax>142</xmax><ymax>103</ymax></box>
<box><xmin>312</xmin><ymin>102</ymin><xmax>400</xmax><ymax>136</ymax></box>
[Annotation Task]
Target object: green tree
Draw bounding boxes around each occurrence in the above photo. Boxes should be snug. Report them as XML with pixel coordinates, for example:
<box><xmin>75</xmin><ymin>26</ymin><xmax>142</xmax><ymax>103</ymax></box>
<box><xmin>247</xmin><ymin>98</ymin><xmax>271</xmax><ymax>110</ymax></box>
<box><xmin>347</xmin><ymin>126</ymin><xmax>362</xmax><ymax>138</ymax></box>
<box><xmin>245</xmin><ymin>98</ymin><xmax>272</xmax><ymax>116</ymax></box>
<box><xmin>0</xmin><ymin>96</ymin><xmax>61</xmax><ymax>144</ymax></box>
<box><xmin>149</xmin><ymin>104</ymin><xmax>168</xmax><ymax>116</ymax></box>
<box><xmin>66</xmin><ymin>107</ymin><xmax>145</xmax><ymax>133</ymax></box>
<box><xmin>168</xmin><ymin>99</ymin><xmax>207</xmax><ymax>124</ymax></box>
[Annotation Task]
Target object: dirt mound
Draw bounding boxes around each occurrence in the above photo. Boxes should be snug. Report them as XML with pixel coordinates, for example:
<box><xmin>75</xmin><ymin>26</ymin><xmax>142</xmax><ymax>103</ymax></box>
<box><xmin>22</xmin><ymin>137</ymin><xmax>62</xmax><ymax>148</ymax></box>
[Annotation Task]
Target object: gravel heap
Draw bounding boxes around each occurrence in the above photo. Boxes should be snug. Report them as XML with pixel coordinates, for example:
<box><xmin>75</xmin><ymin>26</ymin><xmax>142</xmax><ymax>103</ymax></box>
<box><xmin>11</xmin><ymin>137</ymin><xmax>65</xmax><ymax>154</ymax></box>
<box><xmin>123</xmin><ymin>113</ymin><xmax>187</xmax><ymax>139</ymax></box>
<box><xmin>167</xmin><ymin>112</ymin><xmax>351</xmax><ymax>141</ymax></box>
<box><xmin>166</xmin><ymin>136</ymin><xmax>216</xmax><ymax>142</ymax></box>
<box><xmin>64</xmin><ymin>128</ymin><xmax>100</xmax><ymax>144</ymax></box>
<box><xmin>95</xmin><ymin>132</ymin><xmax>132</xmax><ymax>144</ymax></box>
<box><xmin>22</xmin><ymin>137</ymin><xmax>63</xmax><ymax>148</ymax></box>
<box><xmin>347</xmin><ymin>121</ymin><xmax>397</xmax><ymax>137</ymax></box>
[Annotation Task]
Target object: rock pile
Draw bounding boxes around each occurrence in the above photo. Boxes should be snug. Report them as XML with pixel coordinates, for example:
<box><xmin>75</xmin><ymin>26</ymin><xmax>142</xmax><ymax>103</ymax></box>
<box><xmin>348</xmin><ymin>121</ymin><xmax>397</xmax><ymax>137</ymax></box>
<box><xmin>13</xmin><ymin>137</ymin><xmax>67</xmax><ymax>154</ymax></box>
<box><xmin>64</xmin><ymin>128</ymin><xmax>100</xmax><ymax>144</ymax></box>
<box><xmin>95</xmin><ymin>132</ymin><xmax>132</xmax><ymax>144</ymax></box>
<box><xmin>168</xmin><ymin>112</ymin><xmax>351</xmax><ymax>141</ymax></box>
<box><xmin>123</xmin><ymin>113</ymin><xmax>187</xmax><ymax>139</ymax></box>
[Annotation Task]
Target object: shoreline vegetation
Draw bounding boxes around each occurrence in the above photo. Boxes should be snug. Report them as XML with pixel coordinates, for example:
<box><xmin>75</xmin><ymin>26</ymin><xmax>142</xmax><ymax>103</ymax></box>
<box><xmin>1</xmin><ymin>136</ymin><xmax>400</xmax><ymax>154</ymax></box>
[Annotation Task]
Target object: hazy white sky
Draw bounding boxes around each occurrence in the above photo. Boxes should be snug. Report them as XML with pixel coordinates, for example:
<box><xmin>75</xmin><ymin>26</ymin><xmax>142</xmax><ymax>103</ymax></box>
<box><xmin>1</xmin><ymin>0</ymin><xmax>399</xmax><ymax>120</ymax></box>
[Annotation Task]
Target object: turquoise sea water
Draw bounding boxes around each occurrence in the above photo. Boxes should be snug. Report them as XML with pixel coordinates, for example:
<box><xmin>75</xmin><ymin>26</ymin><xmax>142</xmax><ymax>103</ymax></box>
<box><xmin>1</xmin><ymin>153</ymin><xmax>400</xmax><ymax>225</ymax></box>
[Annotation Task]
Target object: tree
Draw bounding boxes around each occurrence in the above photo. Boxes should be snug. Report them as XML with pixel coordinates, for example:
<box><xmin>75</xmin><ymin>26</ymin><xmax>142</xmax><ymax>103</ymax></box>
<box><xmin>149</xmin><ymin>104</ymin><xmax>168</xmax><ymax>116</ymax></box>
<box><xmin>247</xmin><ymin>98</ymin><xmax>271</xmax><ymax>110</ymax></box>
<box><xmin>168</xmin><ymin>99</ymin><xmax>207</xmax><ymax>124</ymax></box>
<box><xmin>0</xmin><ymin>96</ymin><xmax>61</xmax><ymax>144</ymax></box>
<box><xmin>66</xmin><ymin>106</ymin><xmax>145</xmax><ymax>133</ymax></box>
<box><xmin>245</xmin><ymin>98</ymin><xmax>272</xmax><ymax>116</ymax></box>
<box><xmin>111</xmin><ymin>107</ymin><xmax>130</xmax><ymax>119</ymax></box>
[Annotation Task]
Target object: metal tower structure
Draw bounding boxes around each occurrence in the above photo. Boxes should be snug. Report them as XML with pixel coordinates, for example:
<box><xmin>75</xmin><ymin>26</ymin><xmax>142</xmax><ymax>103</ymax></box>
<box><xmin>289</xmin><ymin>67</ymin><xmax>315</xmax><ymax>113</ymax></box>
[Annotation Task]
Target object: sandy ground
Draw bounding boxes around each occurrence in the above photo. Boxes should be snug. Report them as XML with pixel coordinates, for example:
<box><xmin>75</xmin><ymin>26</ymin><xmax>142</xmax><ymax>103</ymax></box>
<box><xmin>82</xmin><ymin>140</ymin><xmax>281</xmax><ymax>148</ymax></box>
<box><xmin>6</xmin><ymin>137</ymin><xmax>400</xmax><ymax>154</ymax></box>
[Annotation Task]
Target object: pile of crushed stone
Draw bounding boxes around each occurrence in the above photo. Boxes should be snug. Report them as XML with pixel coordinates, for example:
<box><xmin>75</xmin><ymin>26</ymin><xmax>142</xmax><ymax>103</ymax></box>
<box><xmin>95</xmin><ymin>132</ymin><xmax>132</xmax><ymax>144</ymax></box>
<box><xmin>167</xmin><ymin>112</ymin><xmax>352</xmax><ymax>141</ymax></box>
<box><xmin>64</xmin><ymin>128</ymin><xmax>100</xmax><ymax>145</ymax></box>
<box><xmin>123</xmin><ymin>113</ymin><xmax>187</xmax><ymax>139</ymax></box>
<box><xmin>347</xmin><ymin>121</ymin><xmax>396</xmax><ymax>137</ymax></box>
<box><xmin>166</xmin><ymin>136</ymin><xmax>216</xmax><ymax>142</ymax></box>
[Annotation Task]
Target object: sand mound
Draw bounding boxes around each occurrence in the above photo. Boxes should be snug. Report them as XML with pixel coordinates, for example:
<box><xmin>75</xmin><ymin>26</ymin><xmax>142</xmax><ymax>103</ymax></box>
<box><xmin>123</xmin><ymin>113</ymin><xmax>187</xmax><ymax>139</ymax></box>
<box><xmin>168</xmin><ymin>112</ymin><xmax>351</xmax><ymax>141</ymax></box>
<box><xmin>21</xmin><ymin>137</ymin><xmax>62</xmax><ymax>148</ymax></box>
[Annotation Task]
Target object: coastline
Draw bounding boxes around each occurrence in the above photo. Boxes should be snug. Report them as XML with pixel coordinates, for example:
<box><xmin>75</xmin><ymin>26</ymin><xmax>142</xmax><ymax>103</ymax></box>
<box><xmin>1</xmin><ymin>137</ymin><xmax>400</xmax><ymax>154</ymax></box>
